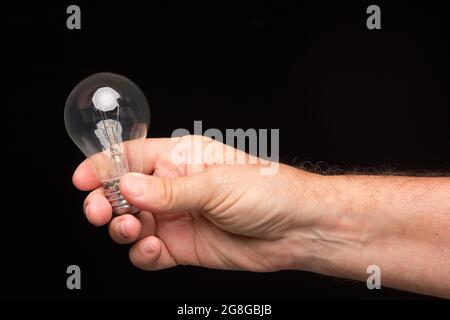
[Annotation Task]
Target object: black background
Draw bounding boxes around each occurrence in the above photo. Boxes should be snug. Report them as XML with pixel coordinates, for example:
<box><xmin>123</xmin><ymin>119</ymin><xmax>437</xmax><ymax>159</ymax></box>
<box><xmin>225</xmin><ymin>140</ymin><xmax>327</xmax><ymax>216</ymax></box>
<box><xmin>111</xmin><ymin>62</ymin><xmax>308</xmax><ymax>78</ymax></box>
<box><xmin>4</xmin><ymin>1</ymin><xmax>449</xmax><ymax>301</ymax></box>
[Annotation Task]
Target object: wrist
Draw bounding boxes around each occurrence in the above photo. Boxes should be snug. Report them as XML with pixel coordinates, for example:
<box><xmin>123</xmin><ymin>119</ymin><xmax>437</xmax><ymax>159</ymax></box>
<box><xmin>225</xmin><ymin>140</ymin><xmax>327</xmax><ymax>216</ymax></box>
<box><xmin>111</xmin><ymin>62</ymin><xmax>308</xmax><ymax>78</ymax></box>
<box><xmin>283</xmin><ymin>172</ymin><xmax>450</xmax><ymax>297</ymax></box>
<box><xmin>285</xmin><ymin>173</ymin><xmax>378</xmax><ymax>275</ymax></box>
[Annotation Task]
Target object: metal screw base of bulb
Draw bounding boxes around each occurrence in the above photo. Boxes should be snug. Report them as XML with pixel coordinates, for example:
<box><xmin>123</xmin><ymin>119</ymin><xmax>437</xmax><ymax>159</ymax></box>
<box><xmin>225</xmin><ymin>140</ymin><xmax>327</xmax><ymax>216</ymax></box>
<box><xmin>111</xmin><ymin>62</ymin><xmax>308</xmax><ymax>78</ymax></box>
<box><xmin>103</xmin><ymin>178</ymin><xmax>140</xmax><ymax>215</ymax></box>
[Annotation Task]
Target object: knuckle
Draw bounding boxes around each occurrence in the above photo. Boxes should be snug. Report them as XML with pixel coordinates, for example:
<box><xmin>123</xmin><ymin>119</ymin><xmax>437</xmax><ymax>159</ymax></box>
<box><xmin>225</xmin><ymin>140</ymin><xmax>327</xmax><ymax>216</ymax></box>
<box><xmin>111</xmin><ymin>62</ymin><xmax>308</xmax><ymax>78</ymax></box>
<box><xmin>201</xmin><ymin>166</ymin><xmax>227</xmax><ymax>198</ymax></box>
<box><xmin>180</xmin><ymin>134</ymin><xmax>215</xmax><ymax>149</ymax></box>
<box><xmin>200</xmin><ymin>135</ymin><xmax>214</xmax><ymax>144</ymax></box>
<box><xmin>154</xmin><ymin>177</ymin><xmax>175</xmax><ymax>210</ymax></box>
<box><xmin>205</xmin><ymin>165</ymin><xmax>229</xmax><ymax>185</ymax></box>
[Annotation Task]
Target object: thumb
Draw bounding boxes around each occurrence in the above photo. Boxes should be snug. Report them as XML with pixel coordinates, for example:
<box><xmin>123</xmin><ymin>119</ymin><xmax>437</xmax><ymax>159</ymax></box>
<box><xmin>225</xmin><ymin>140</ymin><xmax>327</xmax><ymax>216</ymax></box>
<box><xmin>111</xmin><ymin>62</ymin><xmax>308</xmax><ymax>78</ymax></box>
<box><xmin>119</xmin><ymin>172</ymin><xmax>211</xmax><ymax>213</ymax></box>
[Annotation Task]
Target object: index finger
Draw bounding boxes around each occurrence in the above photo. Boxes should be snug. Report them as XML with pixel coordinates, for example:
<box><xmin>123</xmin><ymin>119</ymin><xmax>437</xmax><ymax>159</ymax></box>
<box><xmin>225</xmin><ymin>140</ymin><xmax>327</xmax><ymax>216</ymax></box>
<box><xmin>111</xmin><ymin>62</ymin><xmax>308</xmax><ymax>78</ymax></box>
<box><xmin>72</xmin><ymin>138</ymin><xmax>176</xmax><ymax>191</ymax></box>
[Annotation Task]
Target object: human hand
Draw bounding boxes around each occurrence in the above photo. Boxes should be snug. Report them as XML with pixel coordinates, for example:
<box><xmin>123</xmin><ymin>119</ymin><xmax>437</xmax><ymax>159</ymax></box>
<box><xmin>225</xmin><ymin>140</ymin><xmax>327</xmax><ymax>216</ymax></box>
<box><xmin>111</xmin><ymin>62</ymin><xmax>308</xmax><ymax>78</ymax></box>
<box><xmin>73</xmin><ymin>136</ymin><xmax>326</xmax><ymax>272</ymax></box>
<box><xmin>72</xmin><ymin>135</ymin><xmax>450</xmax><ymax>297</ymax></box>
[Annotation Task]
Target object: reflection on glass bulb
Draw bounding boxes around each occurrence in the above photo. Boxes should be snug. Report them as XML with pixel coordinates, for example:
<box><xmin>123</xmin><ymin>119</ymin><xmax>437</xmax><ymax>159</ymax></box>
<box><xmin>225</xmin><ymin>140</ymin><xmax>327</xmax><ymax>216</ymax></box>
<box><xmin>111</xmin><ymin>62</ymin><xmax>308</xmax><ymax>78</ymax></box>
<box><xmin>64</xmin><ymin>73</ymin><xmax>151</xmax><ymax>215</ymax></box>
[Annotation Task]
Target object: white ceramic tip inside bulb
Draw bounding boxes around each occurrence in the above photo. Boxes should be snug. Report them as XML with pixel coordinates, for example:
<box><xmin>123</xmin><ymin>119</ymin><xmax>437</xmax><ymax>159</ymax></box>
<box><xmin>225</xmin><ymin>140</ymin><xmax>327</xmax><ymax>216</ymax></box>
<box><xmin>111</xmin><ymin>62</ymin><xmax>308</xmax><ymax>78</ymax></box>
<box><xmin>92</xmin><ymin>87</ymin><xmax>121</xmax><ymax>111</ymax></box>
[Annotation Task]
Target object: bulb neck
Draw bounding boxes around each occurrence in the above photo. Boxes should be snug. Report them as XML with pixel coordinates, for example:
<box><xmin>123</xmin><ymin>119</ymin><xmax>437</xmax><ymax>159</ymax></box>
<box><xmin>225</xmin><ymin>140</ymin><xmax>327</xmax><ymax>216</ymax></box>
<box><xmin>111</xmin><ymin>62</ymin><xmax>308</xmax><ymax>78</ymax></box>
<box><xmin>103</xmin><ymin>178</ymin><xmax>140</xmax><ymax>215</ymax></box>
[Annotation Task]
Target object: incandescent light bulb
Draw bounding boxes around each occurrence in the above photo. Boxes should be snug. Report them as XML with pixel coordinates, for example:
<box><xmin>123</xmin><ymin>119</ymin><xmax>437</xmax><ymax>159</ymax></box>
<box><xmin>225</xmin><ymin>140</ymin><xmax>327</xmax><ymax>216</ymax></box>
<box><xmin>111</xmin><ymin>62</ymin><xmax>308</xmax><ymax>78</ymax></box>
<box><xmin>64</xmin><ymin>73</ymin><xmax>150</xmax><ymax>215</ymax></box>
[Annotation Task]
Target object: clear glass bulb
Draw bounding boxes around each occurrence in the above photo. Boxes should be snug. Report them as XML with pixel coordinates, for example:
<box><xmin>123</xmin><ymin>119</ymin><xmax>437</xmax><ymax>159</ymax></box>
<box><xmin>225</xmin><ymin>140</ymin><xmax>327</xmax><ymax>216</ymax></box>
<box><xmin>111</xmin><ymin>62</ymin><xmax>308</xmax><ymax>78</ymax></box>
<box><xmin>65</xmin><ymin>73</ymin><xmax>150</xmax><ymax>215</ymax></box>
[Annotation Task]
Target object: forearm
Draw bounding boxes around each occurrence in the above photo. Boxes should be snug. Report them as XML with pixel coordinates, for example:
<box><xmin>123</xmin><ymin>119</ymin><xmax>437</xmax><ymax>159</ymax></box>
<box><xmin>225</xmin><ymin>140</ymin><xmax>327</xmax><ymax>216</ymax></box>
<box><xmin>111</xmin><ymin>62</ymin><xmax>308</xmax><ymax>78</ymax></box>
<box><xmin>293</xmin><ymin>173</ymin><xmax>450</xmax><ymax>297</ymax></box>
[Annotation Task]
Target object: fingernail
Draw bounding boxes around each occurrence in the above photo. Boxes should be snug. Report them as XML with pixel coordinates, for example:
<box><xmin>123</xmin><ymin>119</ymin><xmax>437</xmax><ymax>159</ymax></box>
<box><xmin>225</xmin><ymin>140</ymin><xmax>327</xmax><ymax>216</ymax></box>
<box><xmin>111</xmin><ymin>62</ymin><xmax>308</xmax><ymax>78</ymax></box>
<box><xmin>120</xmin><ymin>220</ymin><xmax>129</xmax><ymax>238</ymax></box>
<box><xmin>142</xmin><ymin>237</ymin><xmax>156</xmax><ymax>254</ymax></box>
<box><xmin>122</xmin><ymin>173</ymin><xmax>145</xmax><ymax>197</ymax></box>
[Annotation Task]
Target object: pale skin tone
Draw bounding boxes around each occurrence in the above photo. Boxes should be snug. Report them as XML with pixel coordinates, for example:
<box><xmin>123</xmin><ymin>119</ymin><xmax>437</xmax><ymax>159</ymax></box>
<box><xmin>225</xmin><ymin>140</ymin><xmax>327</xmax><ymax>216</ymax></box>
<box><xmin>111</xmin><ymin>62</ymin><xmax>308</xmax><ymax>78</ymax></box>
<box><xmin>73</xmin><ymin>136</ymin><xmax>450</xmax><ymax>298</ymax></box>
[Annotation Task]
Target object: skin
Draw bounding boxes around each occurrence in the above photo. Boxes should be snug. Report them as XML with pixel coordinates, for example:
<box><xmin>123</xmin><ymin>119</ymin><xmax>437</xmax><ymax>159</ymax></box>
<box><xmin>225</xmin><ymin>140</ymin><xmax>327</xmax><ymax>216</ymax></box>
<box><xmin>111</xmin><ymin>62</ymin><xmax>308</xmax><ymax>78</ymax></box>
<box><xmin>73</xmin><ymin>136</ymin><xmax>450</xmax><ymax>298</ymax></box>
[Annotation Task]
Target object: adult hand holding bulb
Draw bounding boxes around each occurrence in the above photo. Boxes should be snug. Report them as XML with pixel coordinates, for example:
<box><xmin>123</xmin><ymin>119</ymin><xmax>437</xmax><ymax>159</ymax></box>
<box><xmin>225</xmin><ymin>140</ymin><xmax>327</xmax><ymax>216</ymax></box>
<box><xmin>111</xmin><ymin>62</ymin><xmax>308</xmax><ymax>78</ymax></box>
<box><xmin>68</xmin><ymin>76</ymin><xmax>450</xmax><ymax>298</ymax></box>
<box><xmin>73</xmin><ymin>135</ymin><xmax>313</xmax><ymax>271</ymax></box>
<box><xmin>66</xmin><ymin>73</ymin><xmax>314</xmax><ymax>271</ymax></box>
